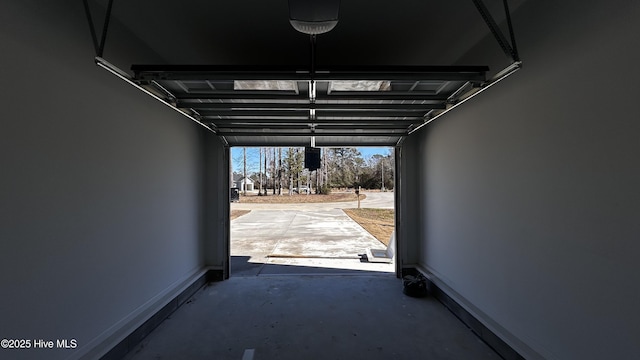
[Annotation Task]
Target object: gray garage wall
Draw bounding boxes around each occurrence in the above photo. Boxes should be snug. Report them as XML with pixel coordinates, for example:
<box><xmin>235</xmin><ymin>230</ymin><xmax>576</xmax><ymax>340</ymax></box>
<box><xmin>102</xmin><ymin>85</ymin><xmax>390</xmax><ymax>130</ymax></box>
<box><xmin>0</xmin><ymin>2</ymin><xmax>224</xmax><ymax>359</ymax></box>
<box><xmin>409</xmin><ymin>1</ymin><xmax>640</xmax><ymax>359</ymax></box>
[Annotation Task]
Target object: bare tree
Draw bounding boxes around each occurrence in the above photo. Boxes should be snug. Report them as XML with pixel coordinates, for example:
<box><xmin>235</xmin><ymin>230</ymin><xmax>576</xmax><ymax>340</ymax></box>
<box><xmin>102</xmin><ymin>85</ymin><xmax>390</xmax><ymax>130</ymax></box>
<box><xmin>258</xmin><ymin>148</ymin><xmax>262</xmax><ymax>195</ymax></box>
<box><xmin>272</xmin><ymin>147</ymin><xmax>277</xmax><ymax>195</ymax></box>
<box><xmin>278</xmin><ymin>147</ymin><xmax>283</xmax><ymax>195</ymax></box>
<box><xmin>263</xmin><ymin>147</ymin><xmax>268</xmax><ymax>195</ymax></box>
<box><xmin>243</xmin><ymin>147</ymin><xmax>247</xmax><ymax>195</ymax></box>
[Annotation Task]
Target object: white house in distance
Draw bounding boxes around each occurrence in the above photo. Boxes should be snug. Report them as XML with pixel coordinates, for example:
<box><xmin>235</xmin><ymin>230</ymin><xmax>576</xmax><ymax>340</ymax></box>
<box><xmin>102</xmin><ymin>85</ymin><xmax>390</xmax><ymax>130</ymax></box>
<box><xmin>233</xmin><ymin>176</ymin><xmax>254</xmax><ymax>191</ymax></box>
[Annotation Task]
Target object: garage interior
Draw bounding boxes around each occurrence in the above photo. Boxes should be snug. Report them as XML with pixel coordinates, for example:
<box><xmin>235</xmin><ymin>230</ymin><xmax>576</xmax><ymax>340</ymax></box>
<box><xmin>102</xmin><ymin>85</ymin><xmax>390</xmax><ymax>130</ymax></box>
<box><xmin>2</xmin><ymin>1</ymin><xmax>639</xmax><ymax>359</ymax></box>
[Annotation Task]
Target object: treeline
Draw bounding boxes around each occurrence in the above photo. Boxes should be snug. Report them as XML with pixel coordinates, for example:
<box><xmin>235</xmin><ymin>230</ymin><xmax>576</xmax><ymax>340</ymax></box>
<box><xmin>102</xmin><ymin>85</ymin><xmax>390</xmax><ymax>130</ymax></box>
<box><xmin>232</xmin><ymin>147</ymin><xmax>394</xmax><ymax>194</ymax></box>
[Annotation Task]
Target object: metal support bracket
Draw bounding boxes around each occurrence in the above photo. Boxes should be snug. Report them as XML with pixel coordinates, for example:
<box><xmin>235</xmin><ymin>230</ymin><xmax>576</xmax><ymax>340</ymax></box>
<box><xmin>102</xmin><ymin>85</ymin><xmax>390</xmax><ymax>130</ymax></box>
<box><xmin>471</xmin><ymin>0</ymin><xmax>520</xmax><ymax>62</ymax></box>
<box><xmin>83</xmin><ymin>0</ymin><xmax>115</xmax><ymax>58</ymax></box>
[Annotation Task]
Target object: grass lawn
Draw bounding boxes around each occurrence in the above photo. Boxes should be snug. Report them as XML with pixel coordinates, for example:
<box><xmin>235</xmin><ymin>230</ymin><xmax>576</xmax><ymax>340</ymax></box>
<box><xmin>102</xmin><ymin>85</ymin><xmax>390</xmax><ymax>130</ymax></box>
<box><xmin>343</xmin><ymin>208</ymin><xmax>395</xmax><ymax>246</ymax></box>
<box><xmin>230</xmin><ymin>210</ymin><xmax>251</xmax><ymax>220</ymax></box>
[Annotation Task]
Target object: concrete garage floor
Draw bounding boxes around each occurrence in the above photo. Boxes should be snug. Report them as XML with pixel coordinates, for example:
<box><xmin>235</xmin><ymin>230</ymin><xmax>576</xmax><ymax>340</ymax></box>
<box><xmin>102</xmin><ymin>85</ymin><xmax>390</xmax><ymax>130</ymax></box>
<box><xmin>122</xmin><ymin>275</ymin><xmax>502</xmax><ymax>360</ymax></box>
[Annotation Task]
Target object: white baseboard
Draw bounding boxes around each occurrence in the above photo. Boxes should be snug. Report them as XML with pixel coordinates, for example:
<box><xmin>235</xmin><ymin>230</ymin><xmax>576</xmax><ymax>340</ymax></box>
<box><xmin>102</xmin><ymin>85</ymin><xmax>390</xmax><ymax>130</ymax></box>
<box><xmin>68</xmin><ymin>267</ymin><xmax>210</xmax><ymax>360</ymax></box>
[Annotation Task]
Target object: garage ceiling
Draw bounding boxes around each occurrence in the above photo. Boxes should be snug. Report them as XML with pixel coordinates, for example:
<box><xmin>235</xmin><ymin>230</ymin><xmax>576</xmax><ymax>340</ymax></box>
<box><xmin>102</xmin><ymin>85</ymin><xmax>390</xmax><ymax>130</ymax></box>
<box><xmin>85</xmin><ymin>0</ymin><xmax>525</xmax><ymax>147</ymax></box>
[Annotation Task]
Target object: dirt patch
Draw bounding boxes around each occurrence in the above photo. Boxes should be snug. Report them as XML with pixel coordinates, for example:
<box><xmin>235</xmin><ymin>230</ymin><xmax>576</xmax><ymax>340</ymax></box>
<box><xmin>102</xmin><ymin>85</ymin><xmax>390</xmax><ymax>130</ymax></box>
<box><xmin>342</xmin><ymin>208</ymin><xmax>395</xmax><ymax>246</ymax></box>
<box><xmin>230</xmin><ymin>210</ymin><xmax>251</xmax><ymax>220</ymax></box>
<box><xmin>238</xmin><ymin>193</ymin><xmax>365</xmax><ymax>204</ymax></box>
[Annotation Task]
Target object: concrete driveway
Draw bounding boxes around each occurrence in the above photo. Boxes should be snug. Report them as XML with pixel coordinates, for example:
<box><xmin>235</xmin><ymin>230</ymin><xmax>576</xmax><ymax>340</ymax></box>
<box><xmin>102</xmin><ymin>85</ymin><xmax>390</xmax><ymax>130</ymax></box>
<box><xmin>231</xmin><ymin>191</ymin><xmax>395</xmax><ymax>275</ymax></box>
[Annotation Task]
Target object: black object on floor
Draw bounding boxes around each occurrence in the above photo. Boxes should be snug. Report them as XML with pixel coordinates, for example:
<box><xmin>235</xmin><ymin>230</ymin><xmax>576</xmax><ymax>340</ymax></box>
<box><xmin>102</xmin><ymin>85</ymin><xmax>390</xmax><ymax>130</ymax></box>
<box><xmin>403</xmin><ymin>273</ymin><xmax>428</xmax><ymax>297</ymax></box>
